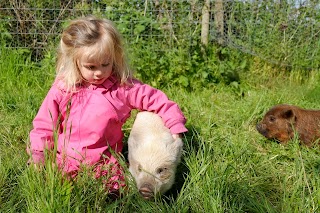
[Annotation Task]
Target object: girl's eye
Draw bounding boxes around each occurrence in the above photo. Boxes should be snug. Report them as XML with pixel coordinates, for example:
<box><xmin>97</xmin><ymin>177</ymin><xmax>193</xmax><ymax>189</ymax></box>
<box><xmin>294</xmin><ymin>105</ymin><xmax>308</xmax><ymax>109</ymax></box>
<box><xmin>84</xmin><ymin>66</ymin><xmax>95</xmax><ymax>70</ymax></box>
<box><xmin>102</xmin><ymin>63</ymin><xmax>109</xmax><ymax>67</ymax></box>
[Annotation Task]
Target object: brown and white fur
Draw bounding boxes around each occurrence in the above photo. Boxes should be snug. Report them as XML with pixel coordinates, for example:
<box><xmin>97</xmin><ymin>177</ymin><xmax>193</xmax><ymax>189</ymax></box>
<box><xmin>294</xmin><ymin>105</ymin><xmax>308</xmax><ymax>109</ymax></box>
<box><xmin>256</xmin><ymin>104</ymin><xmax>320</xmax><ymax>146</ymax></box>
<box><xmin>128</xmin><ymin>111</ymin><xmax>183</xmax><ymax>200</ymax></box>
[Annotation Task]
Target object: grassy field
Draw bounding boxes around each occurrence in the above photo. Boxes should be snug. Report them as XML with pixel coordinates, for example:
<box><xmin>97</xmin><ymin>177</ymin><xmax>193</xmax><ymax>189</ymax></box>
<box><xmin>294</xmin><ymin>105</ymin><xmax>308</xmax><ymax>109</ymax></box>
<box><xmin>1</xmin><ymin>48</ymin><xmax>320</xmax><ymax>213</ymax></box>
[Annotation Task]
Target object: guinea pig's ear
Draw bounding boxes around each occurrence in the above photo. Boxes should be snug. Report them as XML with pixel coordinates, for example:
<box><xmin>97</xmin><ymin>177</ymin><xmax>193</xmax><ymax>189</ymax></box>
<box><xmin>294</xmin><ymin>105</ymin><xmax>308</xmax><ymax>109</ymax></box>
<box><xmin>282</xmin><ymin>109</ymin><xmax>293</xmax><ymax>119</ymax></box>
<box><xmin>282</xmin><ymin>109</ymin><xmax>297</xmax><ymax>123</ymax></box>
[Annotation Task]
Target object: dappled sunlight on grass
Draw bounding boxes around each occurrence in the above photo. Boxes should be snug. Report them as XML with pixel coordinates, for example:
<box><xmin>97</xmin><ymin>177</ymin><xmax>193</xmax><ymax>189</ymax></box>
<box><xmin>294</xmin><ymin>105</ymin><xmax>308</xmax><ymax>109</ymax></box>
<box><xmin>1</xmin><ymin>47</ymin><xmax>320</xmax><ymax>212</ymax></box>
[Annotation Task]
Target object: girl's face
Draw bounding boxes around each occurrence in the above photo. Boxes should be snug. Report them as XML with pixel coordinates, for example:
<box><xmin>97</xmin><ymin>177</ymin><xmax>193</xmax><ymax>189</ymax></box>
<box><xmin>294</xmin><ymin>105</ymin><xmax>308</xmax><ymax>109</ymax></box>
<box><xmin>77</xmin><ymin>56</ymin><xmax>113</xmax><ymax>86</ymax></box>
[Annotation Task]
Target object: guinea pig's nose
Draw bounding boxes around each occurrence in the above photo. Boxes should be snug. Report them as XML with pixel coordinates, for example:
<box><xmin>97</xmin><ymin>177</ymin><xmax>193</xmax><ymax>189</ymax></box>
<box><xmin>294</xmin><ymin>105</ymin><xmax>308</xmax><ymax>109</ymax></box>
<box><xmin>256</xmin><ymin>123</ymin><xmax>261</xmax><ymax>130</ymax></box>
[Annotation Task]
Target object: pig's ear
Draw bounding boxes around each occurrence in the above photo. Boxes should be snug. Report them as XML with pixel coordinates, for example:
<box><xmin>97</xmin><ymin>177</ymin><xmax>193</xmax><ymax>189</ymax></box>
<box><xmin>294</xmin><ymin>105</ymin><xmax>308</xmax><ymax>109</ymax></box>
<box><xmin>171</xmin><ymin>137</ymin><xmax>183</xmax><ymax>161</ymax></box>
<box><xmin>128</xmin><ymin>133</ymin><xmax>140</xmax><ymax>148</ymax></box>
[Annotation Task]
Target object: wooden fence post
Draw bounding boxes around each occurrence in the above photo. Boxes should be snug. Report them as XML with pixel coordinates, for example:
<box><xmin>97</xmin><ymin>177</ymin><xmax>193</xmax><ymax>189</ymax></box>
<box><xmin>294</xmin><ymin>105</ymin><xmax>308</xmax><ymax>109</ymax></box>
<box><xmin>201</xmin><ymin>0</ymin><xmax>210</xmax><ymax>47</ymax></box>
<box><xmin>214</xmin><ymin>0</ymin><xmax>224</xmax><ymax>45</ymax></box>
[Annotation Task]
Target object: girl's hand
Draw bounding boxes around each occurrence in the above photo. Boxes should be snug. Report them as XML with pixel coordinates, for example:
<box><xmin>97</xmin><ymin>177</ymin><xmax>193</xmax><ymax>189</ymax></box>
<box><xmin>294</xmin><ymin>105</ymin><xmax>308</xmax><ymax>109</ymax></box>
<box><xmin>27</xmin><ymin>160</ymin><xmax>57</xmax><ymax>171</ymax></box>
<box><xmin>172</xmin><ymin>134</ymin><xmax>182</xmax><ymax>140</ymax></box>
<box><xmin>27</xmin><ymin>160</ymin><xmax>44</xmax><ymax>171</ymax></box>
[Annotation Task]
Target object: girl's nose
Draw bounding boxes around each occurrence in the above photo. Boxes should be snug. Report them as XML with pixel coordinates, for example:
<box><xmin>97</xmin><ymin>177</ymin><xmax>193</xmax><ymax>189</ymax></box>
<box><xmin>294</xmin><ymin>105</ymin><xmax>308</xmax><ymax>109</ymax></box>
<box><xmin>95</xmin><ymin>70</ymin><xmax>103</xmax><ymax>77</ymax></box>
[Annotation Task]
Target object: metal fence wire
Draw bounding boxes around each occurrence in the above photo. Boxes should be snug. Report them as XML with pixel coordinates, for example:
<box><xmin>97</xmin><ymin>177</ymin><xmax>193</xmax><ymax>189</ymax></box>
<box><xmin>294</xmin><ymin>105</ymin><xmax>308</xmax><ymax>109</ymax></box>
<box><xmin>0</xmin><ymin>0</ymin><xmax>319</xmax><ymax>69</ymax></box>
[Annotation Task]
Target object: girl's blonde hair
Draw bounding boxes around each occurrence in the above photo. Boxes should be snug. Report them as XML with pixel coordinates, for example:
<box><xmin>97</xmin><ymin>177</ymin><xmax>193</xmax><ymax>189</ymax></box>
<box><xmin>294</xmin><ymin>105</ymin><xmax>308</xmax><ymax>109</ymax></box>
<box><xmin>56</xmin><ymin>16</ymin><xmax>132</xmax><ymax>91</ymax></box>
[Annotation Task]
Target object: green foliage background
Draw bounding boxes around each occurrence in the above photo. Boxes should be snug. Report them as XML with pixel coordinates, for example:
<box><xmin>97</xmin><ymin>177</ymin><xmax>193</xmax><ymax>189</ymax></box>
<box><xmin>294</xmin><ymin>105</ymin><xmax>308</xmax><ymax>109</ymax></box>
<box><xmin>1</xmin><ymin>0</ymin><xmax>319</xmax><ymax>89</ymax></box>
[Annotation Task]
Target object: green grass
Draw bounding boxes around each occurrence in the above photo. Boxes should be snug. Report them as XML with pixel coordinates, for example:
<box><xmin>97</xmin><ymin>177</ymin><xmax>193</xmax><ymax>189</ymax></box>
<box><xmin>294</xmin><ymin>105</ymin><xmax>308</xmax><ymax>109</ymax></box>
<box><xmin>1</xmin><ymin>49</ymin><xmax>320</xmax><ymax>213</ymax></box>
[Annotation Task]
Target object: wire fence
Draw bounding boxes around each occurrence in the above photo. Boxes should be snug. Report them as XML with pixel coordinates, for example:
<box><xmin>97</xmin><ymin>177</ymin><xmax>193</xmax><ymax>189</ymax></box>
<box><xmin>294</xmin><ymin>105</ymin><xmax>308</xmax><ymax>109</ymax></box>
<box><xmin>0</xmin><ymin>0</ymin><xmax>319</xmax><ymax>69</ymax></box>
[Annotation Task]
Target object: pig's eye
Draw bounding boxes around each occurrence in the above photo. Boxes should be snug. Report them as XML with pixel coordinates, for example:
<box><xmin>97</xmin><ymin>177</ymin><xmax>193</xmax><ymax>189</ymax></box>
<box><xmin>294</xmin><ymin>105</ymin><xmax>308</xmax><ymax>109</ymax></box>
<box><xmin>156</xmin><ymin>167</ymin><xmax>167</xmax><ymax>174</ymax></box>
<box><xmin>138</xmin><ymin>165</ymin><xmax>142</xmax><ymax>172</ymax></box>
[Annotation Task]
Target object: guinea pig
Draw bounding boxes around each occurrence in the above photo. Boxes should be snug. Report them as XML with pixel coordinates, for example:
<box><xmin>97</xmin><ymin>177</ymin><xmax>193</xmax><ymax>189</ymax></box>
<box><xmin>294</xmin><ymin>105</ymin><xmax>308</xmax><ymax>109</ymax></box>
<box><xmin>256</xmin><ymin>104</ymin><xmax>320</xmax><ymax>146</ymax></box>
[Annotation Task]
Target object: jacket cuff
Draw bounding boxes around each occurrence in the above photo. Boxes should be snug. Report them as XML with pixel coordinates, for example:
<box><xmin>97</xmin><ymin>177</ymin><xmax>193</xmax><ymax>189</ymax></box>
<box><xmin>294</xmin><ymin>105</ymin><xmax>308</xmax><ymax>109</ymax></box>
<box><xmin>169</xmin><ymin>123</ymin><xmax>188</xmax><ymax>135</ymax></box>
<box><xmin>28</xmin><ymin>151</ymin><xmax>45</xmax><ymax>165</ymax></box>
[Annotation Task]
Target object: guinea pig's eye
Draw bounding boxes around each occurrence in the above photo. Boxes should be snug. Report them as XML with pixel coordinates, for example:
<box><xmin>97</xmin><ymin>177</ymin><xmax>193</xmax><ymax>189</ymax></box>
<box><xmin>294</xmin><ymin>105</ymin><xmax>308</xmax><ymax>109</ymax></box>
<box><xmin>156</xmin><ymin>167</ymin><xmax>167</xmax><ymax>174</ymax></box>
<box><xmin>138</xmin><ymin>165</ymin><xmax>142</xmax><ymax>172</ymax></box>
<box><xmin>269</xmin><ymin>116</ymin><xmax>276</xmax><ymax>122</ymax></box>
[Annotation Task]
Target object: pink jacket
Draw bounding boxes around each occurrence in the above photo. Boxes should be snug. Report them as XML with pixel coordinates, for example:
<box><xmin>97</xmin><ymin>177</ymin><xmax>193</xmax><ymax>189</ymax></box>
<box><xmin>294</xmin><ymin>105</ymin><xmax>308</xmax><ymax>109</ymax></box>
<box><xmin>29</xmin><ymin>76</ymin><xmax>187</xmax><ymax>173</ymax></box>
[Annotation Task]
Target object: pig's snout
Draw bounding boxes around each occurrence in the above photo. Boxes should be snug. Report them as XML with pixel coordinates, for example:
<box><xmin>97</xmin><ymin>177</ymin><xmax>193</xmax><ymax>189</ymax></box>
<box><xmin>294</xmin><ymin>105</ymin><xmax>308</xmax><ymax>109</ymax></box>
<box><xmin>139</xmin><ymin>183</ymin><xmax>154</xmax><ymax>200</ymax></box>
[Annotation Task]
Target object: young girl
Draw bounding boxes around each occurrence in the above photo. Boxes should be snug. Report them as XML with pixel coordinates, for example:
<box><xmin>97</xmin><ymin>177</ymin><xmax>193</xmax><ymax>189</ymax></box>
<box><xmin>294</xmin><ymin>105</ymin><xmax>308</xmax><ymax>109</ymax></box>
<box><xmin>28</xmin><ymin>16</ymin><xmax>187</xmax><ymax>194</ymax></box>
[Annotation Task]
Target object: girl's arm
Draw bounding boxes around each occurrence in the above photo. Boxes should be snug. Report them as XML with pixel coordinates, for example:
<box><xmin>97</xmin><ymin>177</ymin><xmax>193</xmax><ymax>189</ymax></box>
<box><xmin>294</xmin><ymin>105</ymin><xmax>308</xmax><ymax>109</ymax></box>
<box><xmin>28</xmin><ymin>86</ymin><xmax>62</xmax><ymax>164</ymax></box>
<box><xmin>128</xmin><ymin>80</ymin><xmax>188</xmax><ymax>135</ymax></box>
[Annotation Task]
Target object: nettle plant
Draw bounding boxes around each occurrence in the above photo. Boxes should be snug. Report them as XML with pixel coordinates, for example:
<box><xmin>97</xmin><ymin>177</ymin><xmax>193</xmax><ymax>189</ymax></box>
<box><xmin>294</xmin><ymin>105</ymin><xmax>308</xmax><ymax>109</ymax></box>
<box><xmin>99</xmin><ymin>1</ymin><xmax>250</xmax><ymax>90</ymax></box>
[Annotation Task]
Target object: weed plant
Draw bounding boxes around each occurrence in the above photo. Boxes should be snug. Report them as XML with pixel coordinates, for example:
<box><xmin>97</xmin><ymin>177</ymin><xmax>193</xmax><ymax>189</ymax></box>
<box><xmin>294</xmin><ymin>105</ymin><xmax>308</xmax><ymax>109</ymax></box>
<box><xmin>1</xmin><ymin>47</ymin><xmax>320</xmax><ymax>212</ymax></box>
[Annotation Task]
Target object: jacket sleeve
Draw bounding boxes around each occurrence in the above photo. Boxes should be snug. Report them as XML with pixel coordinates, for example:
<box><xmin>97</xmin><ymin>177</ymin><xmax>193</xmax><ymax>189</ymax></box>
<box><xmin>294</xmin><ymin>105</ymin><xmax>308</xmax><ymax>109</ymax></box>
<box><xmin>28</xmin><ymin>86</ymin><xmax>62</xmax><ymax>164</ymax></box>
<box><xmin>127</xmin><ymin>80</ymin><xmax>188</xmax><ymax>134</ymax></box>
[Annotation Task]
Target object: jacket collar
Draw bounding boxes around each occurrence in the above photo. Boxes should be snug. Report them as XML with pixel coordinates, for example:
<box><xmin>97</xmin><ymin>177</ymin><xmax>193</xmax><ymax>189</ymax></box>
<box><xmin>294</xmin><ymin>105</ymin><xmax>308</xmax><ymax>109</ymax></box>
<box><xmin>100</xmin><ymin>75</ymin><xmax>117</xmax><ymax>90</ymax></box>
<box><xmin>54</xmin><ymin>75</ymin><xmax>118</xmax><ymax>92</ymax></box>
